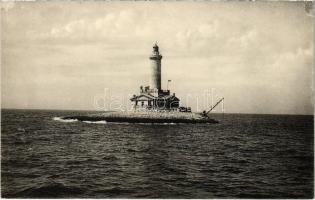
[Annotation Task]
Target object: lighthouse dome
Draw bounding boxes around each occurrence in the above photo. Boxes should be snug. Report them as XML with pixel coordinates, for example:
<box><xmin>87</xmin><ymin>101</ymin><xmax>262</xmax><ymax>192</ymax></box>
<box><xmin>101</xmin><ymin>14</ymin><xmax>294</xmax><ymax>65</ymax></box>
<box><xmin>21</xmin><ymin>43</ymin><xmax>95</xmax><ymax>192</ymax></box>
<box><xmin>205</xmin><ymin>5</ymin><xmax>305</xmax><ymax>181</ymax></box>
<box><xmin>153</xmin><ymin>43</ymin><xmax>159</xmax><ymax>52</ymax></box>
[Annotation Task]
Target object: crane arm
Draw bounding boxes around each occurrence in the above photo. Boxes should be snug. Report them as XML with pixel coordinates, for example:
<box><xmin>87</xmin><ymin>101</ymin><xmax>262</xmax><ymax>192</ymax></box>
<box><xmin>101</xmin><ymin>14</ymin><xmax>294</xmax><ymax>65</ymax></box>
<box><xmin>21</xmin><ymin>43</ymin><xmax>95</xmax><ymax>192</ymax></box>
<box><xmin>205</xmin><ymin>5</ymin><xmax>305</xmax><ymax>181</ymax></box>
<box><xmin>206</xmin><ymin>98</ymin><xmax>224</xmax><ymax>115</ymax></box>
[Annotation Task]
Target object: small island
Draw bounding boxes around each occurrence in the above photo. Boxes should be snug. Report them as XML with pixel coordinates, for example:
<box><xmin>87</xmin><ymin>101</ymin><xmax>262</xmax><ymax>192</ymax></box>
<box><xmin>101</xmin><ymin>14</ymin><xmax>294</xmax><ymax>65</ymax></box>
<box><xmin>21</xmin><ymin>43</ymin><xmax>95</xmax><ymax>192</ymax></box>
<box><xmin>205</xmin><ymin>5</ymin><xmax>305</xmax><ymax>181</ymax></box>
<box><xmin>61</xmin><ymin>43</ymin><xmax>222</xmax><ymax>124</ymax></box>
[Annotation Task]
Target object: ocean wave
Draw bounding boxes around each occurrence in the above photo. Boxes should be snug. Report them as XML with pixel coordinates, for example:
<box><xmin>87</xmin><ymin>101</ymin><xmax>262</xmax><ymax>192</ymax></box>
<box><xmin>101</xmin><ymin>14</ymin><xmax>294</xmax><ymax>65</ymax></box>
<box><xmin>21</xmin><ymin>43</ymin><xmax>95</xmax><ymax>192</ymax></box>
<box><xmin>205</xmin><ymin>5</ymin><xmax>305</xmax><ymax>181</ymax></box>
<box><xmin>6</xmin><ymin>182</ymin><xmax>85</xmax><ymax>198</ymax></box>
<box><xmin>94</xmin><ymin>186</ymin><xmax>132</xmax><ymax>195</ymax></box>
<box><xmin>53</xmin><ymin>117</ymin><xmax>78</xmax><ymax>123</ymax></box>
<box><xmin>82</xmin><ymin>120</ymin><xmax>107</xmax><ymax>124</ymax></box>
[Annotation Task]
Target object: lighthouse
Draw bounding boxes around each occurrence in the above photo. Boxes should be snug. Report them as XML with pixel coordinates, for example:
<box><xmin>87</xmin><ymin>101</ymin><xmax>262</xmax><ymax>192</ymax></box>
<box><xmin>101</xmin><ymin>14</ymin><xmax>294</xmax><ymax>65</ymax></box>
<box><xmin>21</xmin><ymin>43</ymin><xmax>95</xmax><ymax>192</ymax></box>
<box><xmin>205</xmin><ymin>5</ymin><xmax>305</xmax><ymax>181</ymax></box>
<box><xmin>130</xmin><ymin>43</ymin><xmax>180</xmax><ymax>110</ymax></box>
<box><xmin>149</xmin><ymin>43</ymin><xmax>162</xmax><ymax>90</ymax></box>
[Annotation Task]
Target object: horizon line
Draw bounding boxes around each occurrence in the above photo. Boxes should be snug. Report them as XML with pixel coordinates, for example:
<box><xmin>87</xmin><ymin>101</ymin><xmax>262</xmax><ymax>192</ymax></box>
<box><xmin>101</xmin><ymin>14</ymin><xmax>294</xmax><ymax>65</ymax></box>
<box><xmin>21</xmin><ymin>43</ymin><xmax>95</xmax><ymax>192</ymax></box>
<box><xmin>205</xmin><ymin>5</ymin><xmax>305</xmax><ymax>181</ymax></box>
<box><xmin>1</xmin><ymin>107</ymin><xmax>313</xmax><ymax>116</ymax></box>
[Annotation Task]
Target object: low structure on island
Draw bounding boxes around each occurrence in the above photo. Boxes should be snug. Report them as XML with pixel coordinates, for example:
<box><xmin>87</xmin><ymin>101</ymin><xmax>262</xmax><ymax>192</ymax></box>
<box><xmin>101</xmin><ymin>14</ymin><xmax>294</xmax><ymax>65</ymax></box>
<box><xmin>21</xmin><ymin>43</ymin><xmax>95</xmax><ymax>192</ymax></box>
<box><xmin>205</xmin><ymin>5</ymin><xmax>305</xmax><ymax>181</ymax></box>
<box><xmin>62</xmin><ymin>43</ymin><xmax>224</xmax><ymax>124</ymax></box>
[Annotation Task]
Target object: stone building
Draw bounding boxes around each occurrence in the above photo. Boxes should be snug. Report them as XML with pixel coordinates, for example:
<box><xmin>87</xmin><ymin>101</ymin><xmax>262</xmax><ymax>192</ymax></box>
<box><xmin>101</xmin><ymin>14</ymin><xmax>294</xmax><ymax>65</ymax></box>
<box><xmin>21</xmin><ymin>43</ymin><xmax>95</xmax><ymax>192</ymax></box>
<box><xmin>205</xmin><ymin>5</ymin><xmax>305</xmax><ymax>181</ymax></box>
<box><xmin>130</xmin><ymin>44</ymin><xmax>180</xmax><ymax>110</ymax></box>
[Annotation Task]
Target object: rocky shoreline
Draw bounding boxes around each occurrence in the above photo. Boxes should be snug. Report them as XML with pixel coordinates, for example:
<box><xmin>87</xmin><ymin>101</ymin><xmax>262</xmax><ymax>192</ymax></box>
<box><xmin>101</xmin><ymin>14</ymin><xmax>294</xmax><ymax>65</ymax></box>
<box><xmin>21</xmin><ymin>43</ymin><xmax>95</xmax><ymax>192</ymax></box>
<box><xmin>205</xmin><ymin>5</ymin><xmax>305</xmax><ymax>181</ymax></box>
<box><xmin>62</xmin><ymin>111</ymin><xmax>218</xmax><ymax>124</ymax></box>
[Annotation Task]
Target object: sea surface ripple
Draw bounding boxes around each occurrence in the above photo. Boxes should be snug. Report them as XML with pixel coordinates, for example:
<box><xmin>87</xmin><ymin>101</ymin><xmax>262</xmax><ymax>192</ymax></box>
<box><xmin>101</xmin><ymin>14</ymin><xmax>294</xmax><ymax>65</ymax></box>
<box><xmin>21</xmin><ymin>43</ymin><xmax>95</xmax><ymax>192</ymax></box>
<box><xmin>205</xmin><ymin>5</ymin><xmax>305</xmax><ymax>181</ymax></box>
<box><xmin>1</xmin><ymin>109</ymin><xmax>313</xmax><ymax>198</ymax></box>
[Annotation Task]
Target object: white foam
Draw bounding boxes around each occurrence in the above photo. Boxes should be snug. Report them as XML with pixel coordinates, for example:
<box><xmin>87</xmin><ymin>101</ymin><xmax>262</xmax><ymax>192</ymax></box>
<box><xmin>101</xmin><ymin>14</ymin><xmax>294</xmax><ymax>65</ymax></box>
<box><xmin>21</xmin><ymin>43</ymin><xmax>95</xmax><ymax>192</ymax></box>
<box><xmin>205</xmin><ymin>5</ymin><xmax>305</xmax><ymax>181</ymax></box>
<box><xmin>53</xmin><ymin>117</ymin><xmax>78</xmax><ymax>123</ymax></box>
<box><xmin>162</xmin><ymin>122</ymin><xmax>176</xmax><ymax>125</ymax></box>
<box><xmin>53</xmin><ymin>117</ymin><xmax>178</xmax><ymax>125</ymax></box>
<box><xmin>82</xmin><ymin>120</ymin><xmax>107</xmax><ymax>124</ymax></box>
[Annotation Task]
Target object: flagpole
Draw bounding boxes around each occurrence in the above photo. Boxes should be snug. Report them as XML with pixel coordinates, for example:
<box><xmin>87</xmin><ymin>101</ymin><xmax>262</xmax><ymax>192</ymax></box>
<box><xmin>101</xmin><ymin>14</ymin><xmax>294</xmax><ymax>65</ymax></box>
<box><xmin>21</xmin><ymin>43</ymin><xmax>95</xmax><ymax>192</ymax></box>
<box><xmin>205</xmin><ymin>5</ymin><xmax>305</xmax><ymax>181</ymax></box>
<box><xmin>167</xmin><ymin>80</ymin><xmax>171</xmax><ymax>91</ymax></box>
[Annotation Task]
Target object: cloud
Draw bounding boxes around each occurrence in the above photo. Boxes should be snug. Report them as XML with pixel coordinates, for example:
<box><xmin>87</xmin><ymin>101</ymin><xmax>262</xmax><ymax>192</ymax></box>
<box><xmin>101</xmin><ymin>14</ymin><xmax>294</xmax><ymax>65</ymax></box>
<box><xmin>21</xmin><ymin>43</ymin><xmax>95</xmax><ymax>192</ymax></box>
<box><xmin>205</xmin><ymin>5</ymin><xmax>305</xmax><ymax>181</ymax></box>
<box><xmin>42</xmin><ymin>9</ymin><xmax>142</xmax><ymax>40</ymax></box>
<box><xmin>304</xmin><ymin>1</ymin><xmax>314</xmax><ymax>17</ymax></box>
<box><xmin>1</xmin><ymin>2</ymin><xmax>15</xmax><ymax>11</ymax></box>
<box><xmin>2</xmin><ymin>2</ymin><xmax>313</xmax><ymax>114</ymax></box>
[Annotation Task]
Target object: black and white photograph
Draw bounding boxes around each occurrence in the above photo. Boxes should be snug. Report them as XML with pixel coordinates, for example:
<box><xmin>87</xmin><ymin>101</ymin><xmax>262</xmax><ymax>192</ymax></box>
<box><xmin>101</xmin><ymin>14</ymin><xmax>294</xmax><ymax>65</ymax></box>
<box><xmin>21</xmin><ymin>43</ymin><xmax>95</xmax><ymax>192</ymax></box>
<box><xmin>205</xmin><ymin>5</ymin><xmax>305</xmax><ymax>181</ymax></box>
<box><xmin>1</xmin><ymin>1</ymin><xmax>314</xmax><ymax>198</ymax></box>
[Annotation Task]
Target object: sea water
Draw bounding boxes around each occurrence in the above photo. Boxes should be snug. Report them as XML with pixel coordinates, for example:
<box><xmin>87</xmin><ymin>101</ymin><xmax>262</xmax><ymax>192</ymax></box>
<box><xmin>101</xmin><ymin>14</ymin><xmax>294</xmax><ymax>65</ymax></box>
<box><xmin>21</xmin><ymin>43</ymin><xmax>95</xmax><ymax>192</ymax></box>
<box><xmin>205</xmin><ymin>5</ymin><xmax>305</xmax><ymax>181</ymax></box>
<box><xmin>1</xmin><ymin>109</ymin><xmax>313</xmax><ymax>198</ymax></box>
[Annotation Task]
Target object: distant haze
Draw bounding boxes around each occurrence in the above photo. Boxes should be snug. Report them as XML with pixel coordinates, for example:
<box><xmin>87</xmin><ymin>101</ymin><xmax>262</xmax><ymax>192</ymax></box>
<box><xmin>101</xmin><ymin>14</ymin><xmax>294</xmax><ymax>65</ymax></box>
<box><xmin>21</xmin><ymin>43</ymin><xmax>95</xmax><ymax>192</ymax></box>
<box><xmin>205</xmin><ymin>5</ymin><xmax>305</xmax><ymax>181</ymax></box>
<box><xmin>1</xmin><ymin>1</ymin><xmax>313</xmax><ymax>115</ymax></box>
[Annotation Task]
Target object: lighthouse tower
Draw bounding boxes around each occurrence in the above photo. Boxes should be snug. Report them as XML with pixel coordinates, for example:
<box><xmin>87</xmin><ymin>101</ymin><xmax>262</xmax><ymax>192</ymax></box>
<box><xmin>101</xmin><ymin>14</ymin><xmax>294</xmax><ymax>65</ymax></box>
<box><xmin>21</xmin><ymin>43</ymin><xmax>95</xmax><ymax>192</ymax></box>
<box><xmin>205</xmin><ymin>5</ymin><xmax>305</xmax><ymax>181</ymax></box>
<box><xmin>130</xmin><ymin>43</ymin><xmax>180</xmax><ymax>110</ymax></box>
<box><xmin>149</xmin><ymin>43</ymin><xmax>162</xmax><ymax>91</ymax></box>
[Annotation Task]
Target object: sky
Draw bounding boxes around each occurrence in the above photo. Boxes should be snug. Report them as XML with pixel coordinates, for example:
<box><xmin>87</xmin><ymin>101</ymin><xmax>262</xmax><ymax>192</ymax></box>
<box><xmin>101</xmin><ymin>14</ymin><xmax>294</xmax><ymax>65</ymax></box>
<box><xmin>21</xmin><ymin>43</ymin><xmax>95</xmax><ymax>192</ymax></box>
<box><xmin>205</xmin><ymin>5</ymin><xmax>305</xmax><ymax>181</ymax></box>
<box><xmin>1</xmin><ymin>1</ymin><xmax>314</xmax><ymax>114</ymax></box>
